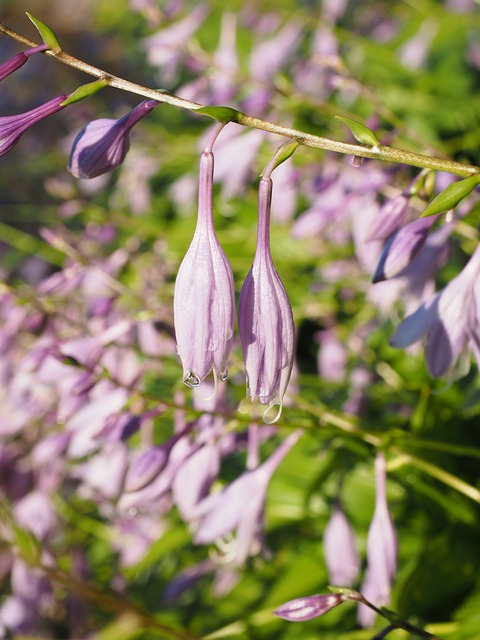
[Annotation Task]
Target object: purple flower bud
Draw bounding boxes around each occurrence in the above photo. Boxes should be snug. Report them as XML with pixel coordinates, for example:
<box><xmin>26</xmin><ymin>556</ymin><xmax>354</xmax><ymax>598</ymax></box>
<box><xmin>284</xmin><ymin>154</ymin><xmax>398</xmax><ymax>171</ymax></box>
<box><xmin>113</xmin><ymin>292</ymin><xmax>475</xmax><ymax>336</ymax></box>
<box><xmin>0</xmin><ymin>95</ymin><xmax>67</xmax><ymax>158</ymax></box>
<box><xmin>358</xmin><ymin>453</ymin><xmax>397</xmax><ymax>627</ymax></box>
<box><xmin>173</xmin><ymin>149</ymin><xmax>235</xmax><ymax>390</ymax></box>
<box><xmin>372</xmin><ymin>215</ymin><xmax>438</xmax><ymax>283</ymax></box>
<box><xmin>274</xmin><ymin>593</ymin><xmax>345</xmax><ymax>622</ymax></box>
<box><xmin>238</xmin><ymin>177</ymin><xmax>295</xmax><ymax>422</ymax></box>
<box><xmin>0</xmin><ymin>45</ymin><xmax>47</xmax><ymax>82</ymax></box>
<box><xmin>68</xmin><ymin>100</ymin><xmax>157</xmax><ymax>178</ymax></box>
<box><xmin>323</xmin><ymin>505</ymin><xmax>360</xmax><ymax>586</ymax></box>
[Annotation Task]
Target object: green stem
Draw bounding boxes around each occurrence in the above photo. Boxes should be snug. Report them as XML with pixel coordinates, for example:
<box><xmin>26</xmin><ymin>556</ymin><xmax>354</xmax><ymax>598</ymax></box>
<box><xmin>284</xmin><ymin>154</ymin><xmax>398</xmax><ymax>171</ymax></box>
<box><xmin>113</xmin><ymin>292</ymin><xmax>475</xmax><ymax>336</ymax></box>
<box><xmin>1</xmin><ymin>22</ymin><xmax>479</xmax><ymax>177</ymax></box>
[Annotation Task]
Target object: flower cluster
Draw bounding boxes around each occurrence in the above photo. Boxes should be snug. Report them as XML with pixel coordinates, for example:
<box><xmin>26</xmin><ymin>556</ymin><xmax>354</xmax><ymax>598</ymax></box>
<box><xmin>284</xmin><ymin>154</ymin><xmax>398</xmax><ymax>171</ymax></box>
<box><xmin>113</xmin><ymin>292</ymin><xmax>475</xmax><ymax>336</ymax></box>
<box><xmin>173</xmin><ymin>124</ymin><xmax>296</xmax><ymax>421</ymax></box>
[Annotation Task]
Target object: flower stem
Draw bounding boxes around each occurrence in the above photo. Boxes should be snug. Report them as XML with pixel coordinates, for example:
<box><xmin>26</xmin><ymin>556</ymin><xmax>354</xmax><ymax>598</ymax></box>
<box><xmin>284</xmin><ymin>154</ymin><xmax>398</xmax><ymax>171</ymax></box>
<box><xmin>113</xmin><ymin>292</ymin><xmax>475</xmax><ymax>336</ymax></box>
<box><xmin>1</xmin><ymin>21</ymin><xmax>479</xmax><ymax>177</ymax></box>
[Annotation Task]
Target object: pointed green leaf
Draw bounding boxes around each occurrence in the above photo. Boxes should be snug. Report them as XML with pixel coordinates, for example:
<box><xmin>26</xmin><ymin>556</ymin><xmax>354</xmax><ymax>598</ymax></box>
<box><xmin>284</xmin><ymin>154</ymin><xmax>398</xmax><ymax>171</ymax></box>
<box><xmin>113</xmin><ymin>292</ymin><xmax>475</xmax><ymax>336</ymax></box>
<box><xmin>26</xmin><ymin>13</ymin><xmax>62</xmax><ymax>53</ymax></box>
<box><xmin>268</xmin><ymin>141</ymin><xmax>299</xmax><ymax>175</ymax></box>
<box><xmin>196</xmin><ymin>106</ymin><xmax>241</xmax><ymax>123</ymax></box>
<box><xmin>61</xmin><ymin>78</ymin><xmax>109</xmax><ymax>106</ymax></box>
<box><xmin>335</xmin><ymin>116</ymin><xmax>380</xmax><ymax>147</ymax></box>
<box><xmin>421</xmin><ymin>173</ymin><xmax>480</xmax><ymax>217</ymax></box>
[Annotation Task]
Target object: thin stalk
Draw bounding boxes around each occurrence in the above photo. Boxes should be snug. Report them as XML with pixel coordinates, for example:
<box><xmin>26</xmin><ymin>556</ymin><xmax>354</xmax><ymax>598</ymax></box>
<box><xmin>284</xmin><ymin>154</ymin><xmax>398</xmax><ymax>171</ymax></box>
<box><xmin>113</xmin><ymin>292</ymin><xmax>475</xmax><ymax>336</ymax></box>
<box><xmin>1</xmin><ymin>22</ymin><xmax>479</xmax><ymax>177</ymax></box>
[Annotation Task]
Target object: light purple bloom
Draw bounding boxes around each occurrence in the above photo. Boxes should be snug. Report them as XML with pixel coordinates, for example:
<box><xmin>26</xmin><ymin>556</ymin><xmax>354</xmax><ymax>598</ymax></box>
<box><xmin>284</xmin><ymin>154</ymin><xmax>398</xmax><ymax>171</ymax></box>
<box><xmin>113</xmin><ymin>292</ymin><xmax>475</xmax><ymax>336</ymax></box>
<box><xmin>0</xmin><ymin>95</ymin><xmax>67</xmax><ymax>158</ymax></box>
<box><xmin>274</xmin><ymin>593</ymin><xmax>345</xmax><ymax>622</ymax></box>
<box><xmin>316</xmin><ymin>329</ymin><xmax>347</xmax><ymax>382</ymax></box>
<box><xmin>358</xmin><ymin>453</ymin><xmax>397</xmax><ymax>627</ymax></box>
<box><xmin>323</xmin><ymin>505</ymin><xmax>360</xmax><ymax>586</ymax></box>
<box><xmin>124</xmin><ymin>422</ymin><xmax>193</xmax><ymax>492</ymax></box>
<box><xmin>191</xmin><ymin>430</ymin><xmax>302</xmax><ymax>565</ymax></box>
<box><xmin>367</xmin><ymin>194</ymin><xmax>409</xmax><ymax>242</ymax></box>
<box><xmin>238</xmin><ymin>176</ymin><xmax>295</xmax><ymax>422</ymax></box>
<box><xmin>249</xmin><ymin>22</ymin><xmax>301</xmax><ymax>84</ymax></box>
<box><xmin>173</xmin><ymin>148</ymin><xmax>235</xmax><ymax>390</ymax></box>
<box><xmin>68</xmin><ymin>100</ymin><xmax>157</xmax><ymax>178</ymax></box>
<box><xmin>143</xmin><ymin>3</ymin><xmax>208</xmax><ymax>83</ymax></box>
<box><xmin>0</xmin><ymin>45</ymin><xmax>47</xmax><ymax>82</ymax></box>
<box><xmin>372</xmin><ymin>215</ymin><xmax>438</xmax><ymax>282</ymax></box>
<box><xmin>390</xmin><ymin>243</ymin><xmax>480</xmax><ymax>377</ymax></box>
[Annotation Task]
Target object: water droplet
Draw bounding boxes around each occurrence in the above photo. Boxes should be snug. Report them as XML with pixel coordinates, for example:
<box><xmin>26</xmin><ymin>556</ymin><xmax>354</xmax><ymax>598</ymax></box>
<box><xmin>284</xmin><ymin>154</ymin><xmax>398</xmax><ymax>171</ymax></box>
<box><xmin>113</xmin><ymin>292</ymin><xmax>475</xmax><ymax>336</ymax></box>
<box><xmin>263</xmin><ymin>398</ymin><xmax>283</xmax><ymax>424</ymax></box>
<box><xmin>183</xmin><ymin>372</ymin><xmax>200</xmax><ymax>388</ymax></box>
<box><xmin>219</xmin><ymin>367</ymin><xmax>228</xmax><ymax>382</ymax></box>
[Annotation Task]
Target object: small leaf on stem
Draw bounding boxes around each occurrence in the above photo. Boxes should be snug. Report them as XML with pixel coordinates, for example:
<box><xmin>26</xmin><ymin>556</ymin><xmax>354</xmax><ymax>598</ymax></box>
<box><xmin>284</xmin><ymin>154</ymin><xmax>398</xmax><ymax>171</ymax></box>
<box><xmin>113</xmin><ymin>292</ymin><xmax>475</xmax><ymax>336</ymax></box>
<box><xmin>26</xmin><ymin>13</ymin><xmax>62</xmax><ymax>53</ymax></box>
<box><xmin>336</xmin><ymin>115</ymin><xmax>380</xmax><ymax>147</ymax></box>
<box><xmin>196</xmin><ymin>106</ymin><xmax>241</xmax><ymax>123</ymax></box>
<box><xmin>61</xmin><ymin>78</ymin><xmax>109</xmax><ymax>106</ymax></box>
<box><xmin>421</xmin><ymin>173</ymin><xmax>480</xmax><ymax>217</ymax></box>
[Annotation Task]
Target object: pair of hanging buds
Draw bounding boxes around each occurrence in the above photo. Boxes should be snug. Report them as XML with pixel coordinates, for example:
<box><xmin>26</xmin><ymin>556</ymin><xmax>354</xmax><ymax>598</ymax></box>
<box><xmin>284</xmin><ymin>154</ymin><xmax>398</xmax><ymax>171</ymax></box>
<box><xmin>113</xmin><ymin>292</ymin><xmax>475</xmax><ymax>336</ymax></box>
<box><xmin>173</xmin><ymin>124</ymin><xmax>296</xmax><ymax>424</ymax></box>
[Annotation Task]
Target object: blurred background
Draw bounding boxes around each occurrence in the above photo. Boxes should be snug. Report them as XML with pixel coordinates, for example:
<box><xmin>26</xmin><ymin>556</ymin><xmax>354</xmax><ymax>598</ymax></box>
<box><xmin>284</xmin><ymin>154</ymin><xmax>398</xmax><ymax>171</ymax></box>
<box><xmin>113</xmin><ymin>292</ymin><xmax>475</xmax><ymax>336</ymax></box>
<box><xmin>0</xmin><ymin>1</ymin><xmax>479</xmax><ymax>639</ymax></box>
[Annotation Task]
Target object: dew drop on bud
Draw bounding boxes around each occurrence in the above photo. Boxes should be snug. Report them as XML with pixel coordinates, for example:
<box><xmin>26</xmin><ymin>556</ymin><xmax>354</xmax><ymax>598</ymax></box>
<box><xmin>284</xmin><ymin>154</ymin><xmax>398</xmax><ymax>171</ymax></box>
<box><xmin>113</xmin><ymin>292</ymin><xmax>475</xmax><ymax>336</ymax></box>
<box><xmin>220</xmin><ymin>368</ymin><xmax>228</xmax><ymax>382</ymax></box>
<box><xmin>183</xmin><ymin>372</ymin><xmax>200</xmax><ymax>388</ymax></box>
<box><xmin>263</xmin><ymin>399</ymin><xmax>283</xmax><ymax>424</ymax></box>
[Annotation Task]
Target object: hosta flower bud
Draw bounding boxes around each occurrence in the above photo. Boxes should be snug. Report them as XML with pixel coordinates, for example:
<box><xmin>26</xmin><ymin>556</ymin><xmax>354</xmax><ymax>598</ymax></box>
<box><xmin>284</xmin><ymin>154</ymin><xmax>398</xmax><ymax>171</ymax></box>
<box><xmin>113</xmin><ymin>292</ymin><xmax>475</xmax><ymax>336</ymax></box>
<box><xmin>68</xmin><ymin>99</ymin><xmax>157</xmax><ymax>178</ymax></box>
<box><xmin>323</xmin><ymin>504</ymin><xmax>360</xmax><ymax>586</ymax></box>
<box><xmin>0</xmin><ymin>45</ymin><xmax>47</xmax><ymax>82</ymax></box>
<box><xmin>358</xmin><ymin>452</ymin><xmax>397</xmax><ymax>627</ymax></box>
<box><xmin>274</xmin><ymin>593</ymin><xmax>345</xmax><ymax>622</ymax></box>
<box><xmin>174</xmin><ymin>148</ymin><xmax>235</xmax><ymax>391</ymax></box>
<box><xmin>238</xmin><ymin>176</ymin><xmax>295</xmax><ymax>423</ymax></box>
<box><xmin>0</xmin><ymin>95</ymin><xmax>67</xmax><ymax>158</ymax></box>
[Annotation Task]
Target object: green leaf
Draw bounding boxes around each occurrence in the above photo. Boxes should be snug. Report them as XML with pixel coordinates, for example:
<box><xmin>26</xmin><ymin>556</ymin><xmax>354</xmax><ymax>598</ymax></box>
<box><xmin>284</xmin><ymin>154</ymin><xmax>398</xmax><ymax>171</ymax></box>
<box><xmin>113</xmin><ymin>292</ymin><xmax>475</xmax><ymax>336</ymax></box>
<box><xmin>421</xmin><ymin>173</ymin><xmax>480</xmax><ymax>216</ymax></box>
<box><xmin>335</xmin><ymin>115</ymin><xmax>380</xmax><ymax>146</ymax></box>
<box><xmin>195</xmin><ymin>106</ymin><xmax>241</xmax><ymax>123</ymax></box>
<box><xmin>263</xmin><ymin>141</ymin><xmax>299</xmax><ymax>176</ymax></box>
<box><xmin>61</xmin><ymin>78</ymin><xmax>109</xmax><ymax>106</ymax></box>
<box><xmin>26</xmin><ymin>13</ymin><xmax>62</xmax><ymax>53</ymax></box>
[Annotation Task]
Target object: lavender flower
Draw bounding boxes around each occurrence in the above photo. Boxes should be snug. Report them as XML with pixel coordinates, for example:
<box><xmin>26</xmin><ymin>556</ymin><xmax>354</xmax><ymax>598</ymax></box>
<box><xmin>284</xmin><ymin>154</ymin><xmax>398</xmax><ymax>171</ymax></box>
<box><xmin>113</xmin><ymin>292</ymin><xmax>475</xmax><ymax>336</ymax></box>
<box><xmin>274</xmin><ymin>593</ymin><xmax>345</xmax><ymax>622</ymax></box>
<box><xmin>367</xmin><ymin>194</ymin><xmax>409</xmax><ymax>242</ymax></box>
<box><xmin>0</xmin><ymin>95</ymin><xmax>67</xmax><ymax>158</ymax></box>
<box><xmin>238</xmin><ymin>176</ymin><xmax>295</xmax><ymax>422</ymax></box>
<box><xmin>173</xmin><ymin>145</ymin><xmax>235</xmax><ymax>390</ymax></box>
<box><xmin>358</xmin><ymin>453</ymin><xmax>397</xmax><ymax>627</ymax></box>
<box><xmin>323</xmin><ymin>504</ymin><xmax>360</xmax><ymax>586</ymax></box>
<box><xmin>191</xmin><ymin>430</ymin><xmax>302</xmax><ymax>565</ymax></box>
<box><xmin>390</xmin><ymin>243</ymin><xmax>480</xmax><ymax>377</ymax></box>
<box><xmin>0</xmin><ymin>45</ymin><xmax>47</xmax><ymax>82</ymax></box>
<box><xmin>68</xmin><ymin>100</ymin><xmax>157</xmax><ymax>178</ymax></box>
<box><xmin>372</xmin><ymin>215</ymin><xmax>438</xmax><ymax>283</ymax></box>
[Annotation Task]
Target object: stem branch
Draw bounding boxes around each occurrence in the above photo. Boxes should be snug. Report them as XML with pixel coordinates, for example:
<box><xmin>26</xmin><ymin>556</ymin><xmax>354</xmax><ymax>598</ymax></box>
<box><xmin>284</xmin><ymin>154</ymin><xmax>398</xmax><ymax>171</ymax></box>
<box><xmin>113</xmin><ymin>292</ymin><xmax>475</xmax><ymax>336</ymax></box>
<box><xmin>1</xmin><ymin>21</ymin><xmax>479</xmax><ymax>177</ymax></box>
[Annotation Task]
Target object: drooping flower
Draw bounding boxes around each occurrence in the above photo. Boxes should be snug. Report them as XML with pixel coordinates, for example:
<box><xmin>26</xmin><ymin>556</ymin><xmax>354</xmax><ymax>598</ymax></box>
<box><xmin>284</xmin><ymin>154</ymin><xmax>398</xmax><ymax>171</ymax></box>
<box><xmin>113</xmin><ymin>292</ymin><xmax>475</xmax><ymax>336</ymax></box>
<box><xmin>323</xmin><ymin>504</ymin><xmax>360</xmax><ymax>586</ymax></box>
<box><xmin>238</xmin><ymin>176</ymin><xmax>295</xmax><ymax>422</ymax></box>
<box><xmin>390</xmin><ymin>243</ymin><xmax>480</xmax><ymax>377</ymax></box>
<box><xmin>0</xmin><ymin>45</ymin><xmax>47</xmax><ymax>82</ymax></box>
<box><xmin>68</xmin><ymin>100</ymin><xmax>158</xmax><ymax>178</ymax></box>
<box><xmin>191</xmin><ymin>429</ymin><xmax>302</xmax><ymax>566</ymax></box>
<box><xmin>0</xmin><ymin>95</ymin><xmax>67</xmax><ymax>158</ymax></box>
<box><xmin>358</xmin><ymin>452</ymin><xmax>397</xmax><ymax>628</ymax></box>
<box><xmin>173</xmin><ymin>135</ymin><xmax>235</xmax><ymax>391</ymax></box>
<box><xmin>274</xmin><ymin>593</ymin><xmax>345</xmax><ymax>622</ymax></box>
<box><xmin>372</xmin><ymin>215</ymin><xmax>438</xmax><ymax>283</ymax></box>
<box><xmin>366</xmin><ymin>194</ymin><xmax>409</xmax><ymax>242</ymax></box>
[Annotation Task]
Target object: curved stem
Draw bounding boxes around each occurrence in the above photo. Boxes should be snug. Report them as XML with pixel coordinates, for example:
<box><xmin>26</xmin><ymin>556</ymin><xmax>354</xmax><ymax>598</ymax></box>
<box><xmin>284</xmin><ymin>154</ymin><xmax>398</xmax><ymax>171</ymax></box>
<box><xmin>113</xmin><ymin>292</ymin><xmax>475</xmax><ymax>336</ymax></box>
<box><xmin>1</xmin><ymin>21</ymin><xmax>479</xmax><ymax>177</ymax></box>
